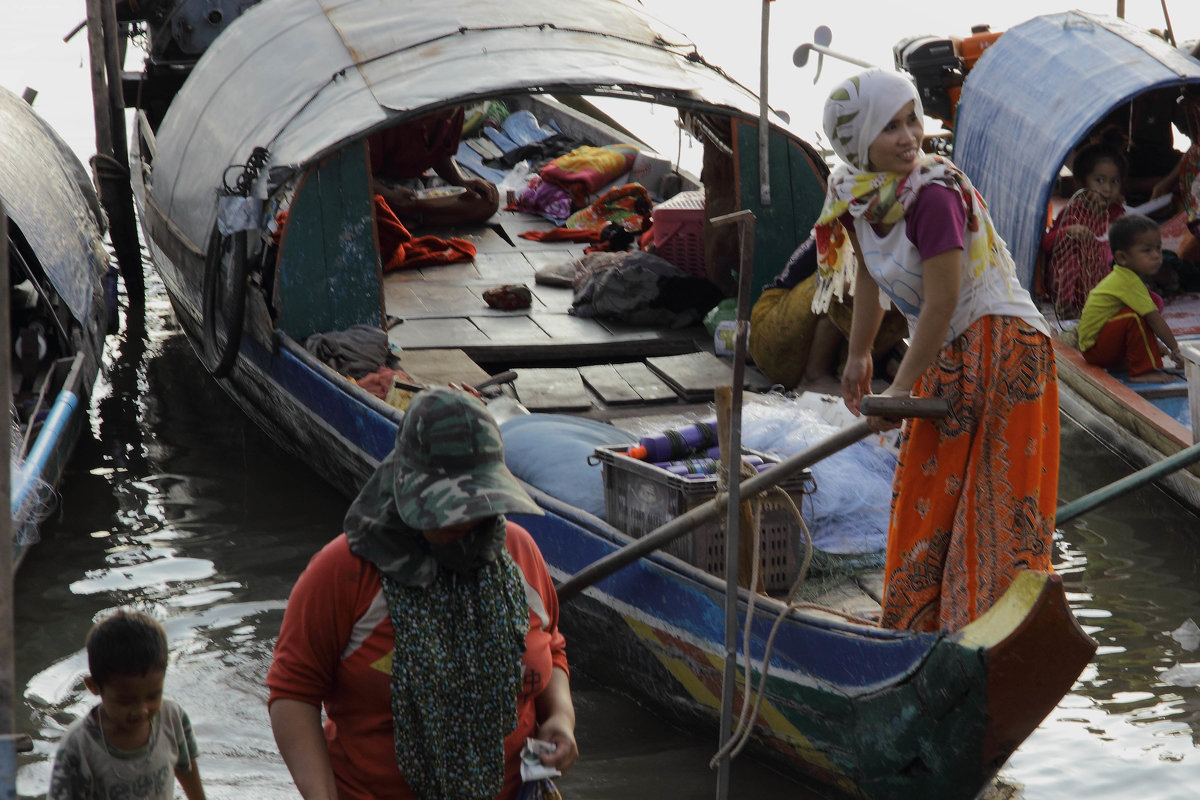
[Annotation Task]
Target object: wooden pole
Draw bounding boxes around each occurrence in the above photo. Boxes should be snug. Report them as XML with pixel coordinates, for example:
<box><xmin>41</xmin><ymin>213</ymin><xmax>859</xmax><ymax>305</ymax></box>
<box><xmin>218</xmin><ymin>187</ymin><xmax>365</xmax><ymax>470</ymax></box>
<box><xmin>85</xmin><ymin>0</ymin><xmax>145</xmax><ymax>323</ymax></box>
<box><xmin>0</xmin><ymin>201</ymin><xmax>16</xmax><ymax>800</ymax></box>
<box><xmin>1116</xmin><ymin>0</ymin><xmax>1125</xmax><ymax>19</ymax></box>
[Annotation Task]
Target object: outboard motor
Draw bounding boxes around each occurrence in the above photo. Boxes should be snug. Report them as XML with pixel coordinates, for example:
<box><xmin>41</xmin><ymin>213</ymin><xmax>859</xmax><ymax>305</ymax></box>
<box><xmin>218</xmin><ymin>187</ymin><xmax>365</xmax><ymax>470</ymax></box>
<box><xmin>893</xmin><ymin>35</ymin><xmax>962</xmax><ymax>128</ymax></box>
<box><xmin>117</xmin><ymin>0</ymin><xmax>263</xmax><ymax>63</ymax></box>
<box><xmin>115</xmin><ymin>0</ymin><xmax>263</xmax><ymax>127</ymax></box>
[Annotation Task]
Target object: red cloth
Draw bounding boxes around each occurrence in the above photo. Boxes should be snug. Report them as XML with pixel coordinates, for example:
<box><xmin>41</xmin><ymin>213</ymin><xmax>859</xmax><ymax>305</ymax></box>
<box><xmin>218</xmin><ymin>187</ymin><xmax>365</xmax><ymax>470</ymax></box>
<box><xmin>266</xmin><ymin>525</ymin><xmax>568</xmax><ymax>800</ymax></box>
<box><xmin>517</xmin><ymin>228</ymin><xmax>603</xmax><ymax>243</ymax></box>
<box><xmin>1081</xmin><ymin>306</ymin><xmax>1164</xmax><ymax>375</ymax></box>
<box><xmin>368</xmin><ymin>107</ymin><xmax>465</xmax><ymax>179</ymax></box>
<box><xmin>373</xmin><ymin>195</ymin><xmax>476</xmax><ymax>270</ymax></box>
<box><xmin>354</xmin><ymin>367</ymin><xmax>414</xmax><ymax>399</ymax></box>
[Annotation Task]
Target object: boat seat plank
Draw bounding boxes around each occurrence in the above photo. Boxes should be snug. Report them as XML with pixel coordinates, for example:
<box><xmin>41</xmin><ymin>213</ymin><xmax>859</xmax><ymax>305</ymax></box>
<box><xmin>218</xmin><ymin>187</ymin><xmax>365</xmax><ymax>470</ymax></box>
<box><xmin>411</xmin><ymin>284</ymin><xmax>484</xmax><ymax>313</ymax></box>
<box><xmin>580</xmin><ymin>363</ymin><xmax>677</xmax><ymax>405</ymax></box>
<box><xmin>616</xmin><ymin>362</ymin><xmax>679</xmax><ymax>402</ymax></box>
<box><xmin>803</xmin><ymin>580</ymin><xmax>881</xmax><ymax>620</ymax></box>
<box><xmin>513</xmin><ymin>367</ymin><xmax>593</xmax><ymax>411</ymax></box>
<box><xmin>528</xmin><ymin>284</ymin><xmax>575</xmax><ymax>312</ymax></box>
<box><xmin>471</xmin><ymin>314</ymin><xmax>553</xmax><ymax>343</ymax></box>
<box><xmin>388</xmin><ymin>317</ymin><xmax>488</xmax><ymax>349</ymax></box>
<box><xmin>394</xmin><ymin>348</ymin><xmax>491</xmax><ymax>387</ymax></box>
<box><xmin>417</xmin><ymin>261</ymin><xmax>481</xmax><ymax>282</ymax></box>
<box><xmin>473</xmin><ymin>252</ymin><xmax>538</xmax><ymax>282</ymax></box>
<box><xmin>646</xmin><ymin>352</ymin><xmax>735</xmax><ymax>400</ymax></box>
<box><xmin>528</xmin><ymin>311</ymin><xmax>614</xmax><ymax>342</ymax></box>
<box><xmin>381</xmin><ymin>282</ymin><xmax>428</xmax><ymax>315</ymax></box>
<box><xmin>855</xmin><ymin>571</ymin><xmax>885</xmax><ymax>603</ymax></box>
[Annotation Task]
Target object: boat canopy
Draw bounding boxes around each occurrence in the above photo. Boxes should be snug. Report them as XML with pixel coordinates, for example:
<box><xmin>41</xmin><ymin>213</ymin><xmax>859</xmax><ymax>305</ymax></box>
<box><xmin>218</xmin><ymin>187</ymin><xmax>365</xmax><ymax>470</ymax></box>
<box><xmin>954</xmin><ymin>11</ymin><xmax>1200</xmax><ymax>288</ymax></box>
<box><xmin>151</xmin><ymin>0</ymin><xmax>777</xmax><ymax>251</ymax></box>
<box><xmin>0</xmin><ymin>87</ymin><xmax>107</xmax><ymax>325</ymax></box>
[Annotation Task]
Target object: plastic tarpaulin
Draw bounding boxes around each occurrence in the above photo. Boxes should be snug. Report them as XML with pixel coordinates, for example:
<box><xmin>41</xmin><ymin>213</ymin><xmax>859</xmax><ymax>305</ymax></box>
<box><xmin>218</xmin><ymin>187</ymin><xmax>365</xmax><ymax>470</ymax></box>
<box><xmin>150</xmin><ymin>0</ymin><xmax>776</xmax><ymax>251</ymax></box>
<box><xmin>954</xmin><ymin>11</ymin><xmax>1200</xmax><ymax>289</ymax></box>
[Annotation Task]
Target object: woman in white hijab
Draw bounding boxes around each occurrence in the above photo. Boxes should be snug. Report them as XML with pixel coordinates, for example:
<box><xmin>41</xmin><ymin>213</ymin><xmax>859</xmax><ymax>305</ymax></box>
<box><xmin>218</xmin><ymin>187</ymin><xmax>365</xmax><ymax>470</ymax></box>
<box><xmin>813</xmin><ymin>68</ymin><xmax>1059</xmax><ymax>632</ymax></box>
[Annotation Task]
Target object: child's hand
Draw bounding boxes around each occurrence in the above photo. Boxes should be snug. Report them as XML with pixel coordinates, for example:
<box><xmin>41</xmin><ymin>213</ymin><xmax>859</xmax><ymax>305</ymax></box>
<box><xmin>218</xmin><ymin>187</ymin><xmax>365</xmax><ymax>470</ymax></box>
<box><xmin>1064</xmin><ymin>224</ymin><xmax>1095</xmax><ymax>241</ymax></box>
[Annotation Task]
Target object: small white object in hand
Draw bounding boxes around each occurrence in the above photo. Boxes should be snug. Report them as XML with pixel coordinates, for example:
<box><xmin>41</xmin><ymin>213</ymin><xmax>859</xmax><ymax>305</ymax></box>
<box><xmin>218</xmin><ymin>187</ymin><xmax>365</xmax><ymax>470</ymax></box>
<box><xmin>520</xmin><ymin>738</ymin><xmax>561</xmax><ymax>782</ymax></box>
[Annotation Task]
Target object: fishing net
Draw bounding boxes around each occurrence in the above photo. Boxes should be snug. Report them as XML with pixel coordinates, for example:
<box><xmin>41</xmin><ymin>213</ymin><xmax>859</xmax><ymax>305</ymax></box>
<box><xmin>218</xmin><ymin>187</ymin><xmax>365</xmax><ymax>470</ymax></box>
<box><xmin>1047</xmin><ymin>189</ymin><xmax>1116</xmax><ymax>319</ymax></box>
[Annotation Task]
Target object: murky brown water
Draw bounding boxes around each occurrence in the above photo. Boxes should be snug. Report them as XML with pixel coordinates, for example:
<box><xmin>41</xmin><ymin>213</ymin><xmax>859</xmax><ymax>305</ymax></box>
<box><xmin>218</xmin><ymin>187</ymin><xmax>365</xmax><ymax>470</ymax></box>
<box><xmin>7</xmin><ymin>2</ymin><xmax>1200</xmax><ymax>796</ymax></box>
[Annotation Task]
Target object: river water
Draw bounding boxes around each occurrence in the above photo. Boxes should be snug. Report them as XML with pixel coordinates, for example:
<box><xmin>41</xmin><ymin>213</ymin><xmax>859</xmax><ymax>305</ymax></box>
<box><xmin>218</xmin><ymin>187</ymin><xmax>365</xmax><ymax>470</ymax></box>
<box><xmin>6</xmin><ymin>2</ymin><xmax>1200</xmax><ymax>798</ymax></box>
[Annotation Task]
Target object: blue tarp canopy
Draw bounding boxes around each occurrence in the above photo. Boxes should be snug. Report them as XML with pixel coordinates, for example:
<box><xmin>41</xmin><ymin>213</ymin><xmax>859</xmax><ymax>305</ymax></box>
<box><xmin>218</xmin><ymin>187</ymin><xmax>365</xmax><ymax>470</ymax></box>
<box><xmin>954</xmin><ymin>11</ymin><xmax>1200</xmax><ymax>289</ymax></box>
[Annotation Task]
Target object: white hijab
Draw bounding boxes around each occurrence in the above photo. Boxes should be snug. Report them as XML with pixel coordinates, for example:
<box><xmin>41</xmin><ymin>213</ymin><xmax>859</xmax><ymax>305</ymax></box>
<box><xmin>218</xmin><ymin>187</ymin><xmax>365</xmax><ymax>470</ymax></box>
<box><xmin>823</xmin><ymin>68</ymin><xmax>924</xmax><ymax>173</ymax></box>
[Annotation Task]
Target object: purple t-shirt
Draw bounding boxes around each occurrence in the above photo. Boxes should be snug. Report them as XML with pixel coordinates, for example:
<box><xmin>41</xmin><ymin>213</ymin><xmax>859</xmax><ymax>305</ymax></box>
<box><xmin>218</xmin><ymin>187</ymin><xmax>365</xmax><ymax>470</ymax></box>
<box><xmin>840</xmin><ymin>183</ymin><xmax>965</xmax><ymax>258</ymax></box>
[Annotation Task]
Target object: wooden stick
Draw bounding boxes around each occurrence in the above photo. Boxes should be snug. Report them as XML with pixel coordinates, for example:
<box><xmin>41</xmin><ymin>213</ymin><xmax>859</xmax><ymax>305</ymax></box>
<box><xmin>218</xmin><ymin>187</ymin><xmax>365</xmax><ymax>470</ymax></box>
<box><xmin>715</xmin><ymin>387</ymin><xmax>763</xmax><ymax>592</ymax></box>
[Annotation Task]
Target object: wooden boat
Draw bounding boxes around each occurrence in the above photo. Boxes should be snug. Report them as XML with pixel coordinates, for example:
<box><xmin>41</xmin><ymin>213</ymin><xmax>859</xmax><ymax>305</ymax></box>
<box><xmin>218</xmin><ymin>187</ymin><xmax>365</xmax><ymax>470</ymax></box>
<box><xmin>90</xmin><ymin>0</ymin><xmax>1095</xmax><ymax>796</ymax></box>
<box><xmin>0</xmin><ymin>85</ymin><xmax>114</xmax><ymax>570</ymax></box>
<box><xmin>949</xmin><ymin>11</ymin><xmax>1200</xmax><ymax>510</ymax></box>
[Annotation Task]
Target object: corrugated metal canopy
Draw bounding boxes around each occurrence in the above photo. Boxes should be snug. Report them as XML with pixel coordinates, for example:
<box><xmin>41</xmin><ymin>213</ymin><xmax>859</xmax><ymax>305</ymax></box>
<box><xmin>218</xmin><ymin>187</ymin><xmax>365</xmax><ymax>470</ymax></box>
<box><xmin>954</xmin><ymin>11</ymin><xmax>1200</xmax><ymax>288</ymax></box>
<box><xmin>0</xmin><ymin>86</ymin><xmax>107</xmax><ymax>325</ymax></box>
<box><xmin>151</xmin><ymin>0</ymin><xmax>774</xmax><ymax>250</ymax></box>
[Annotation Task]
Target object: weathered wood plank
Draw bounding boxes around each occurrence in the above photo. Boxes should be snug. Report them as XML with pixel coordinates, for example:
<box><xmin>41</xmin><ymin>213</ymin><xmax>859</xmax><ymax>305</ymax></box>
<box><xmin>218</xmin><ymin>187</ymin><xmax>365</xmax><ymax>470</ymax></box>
<box><xmin>578</xmin><ymin>364</ymin><xmax>642</xmax><ymax>405</ymax></box>
<box><xmin>529</xmin><ymin>312</ymin><xmax>612</xmax><ymax>342</ymax></box>
<box><xmin>417</xmin><ymin>260</ymin><xmax>481</xmax><ymax>282</ymax></box>
<box><xmin>394</xmin><ymin>348</ymin><xmax>491</xmax><ymax>387</ymax></box>
<box><xmin>414</xmin><ymin>284</ymin><xmax>485</xmax><ymax>313</ymax></box>
<box><xmin>388</xmin><ymin>317</ymin><xmax>488</xmax><ymax>349</ymax></box>
<box><xmin>612</xmin><ymin>362</ymin><xmax>679</xmax><ymax>402</ymax></box>
<box><xmin>473</xmin><ymin>252</ymin><xmax>537</xmax><ymax>282</ymax></box>
<box><xmin>513</xmin><ymin>368</ymin><xmax>593</xmax><ymax>411</ymax></box>
<box><xmin>646</xmin><ymin>351</ymin><xmax>735</xmax><ymax>400</ymax></box>
<box><xmin>471</xmin><ymin>314</ymin><xmax>552</xmax><ymax>343</ymax></box>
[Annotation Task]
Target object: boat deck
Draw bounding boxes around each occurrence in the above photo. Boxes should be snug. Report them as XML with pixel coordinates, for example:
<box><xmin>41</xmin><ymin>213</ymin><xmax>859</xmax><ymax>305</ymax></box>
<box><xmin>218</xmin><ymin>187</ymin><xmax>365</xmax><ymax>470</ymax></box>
<box><xmin>383</xmin><ymin>208</ymin><xmax>772</xmax><ymax>413</ymax></box>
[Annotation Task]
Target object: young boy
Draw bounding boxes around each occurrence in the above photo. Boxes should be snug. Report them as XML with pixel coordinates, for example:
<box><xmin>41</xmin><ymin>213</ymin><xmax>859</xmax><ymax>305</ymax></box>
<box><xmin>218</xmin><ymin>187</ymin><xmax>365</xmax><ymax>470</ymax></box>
<box><xmin>1077</xmin><ymin>214</ymin><xmax>1181</xmax><ymax>383</ymax></box>
<box><xmin>48</xmin><ymin>610</ymin><xmax>206</xmax><ymax>800</ymax></box>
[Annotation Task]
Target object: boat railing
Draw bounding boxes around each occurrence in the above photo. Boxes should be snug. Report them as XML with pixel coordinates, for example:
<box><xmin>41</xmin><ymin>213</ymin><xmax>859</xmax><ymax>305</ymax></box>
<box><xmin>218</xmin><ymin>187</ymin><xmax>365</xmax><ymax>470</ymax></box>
<box><xmin>1179</xmin><ymin>342</ymin><xmax>1200</xmax><ymax>442</ymax></box>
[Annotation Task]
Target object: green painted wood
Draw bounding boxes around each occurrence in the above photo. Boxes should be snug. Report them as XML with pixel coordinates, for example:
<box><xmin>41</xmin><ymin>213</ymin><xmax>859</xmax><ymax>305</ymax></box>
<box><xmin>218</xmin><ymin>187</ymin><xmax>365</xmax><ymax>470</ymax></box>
<box><xmin>733</xmin><ymin>120</ymin><xmax>829</xmax><ymax>304</ymax></box>
<box><xmin>277</xmin><ymin>143</ymin><xmax>383</xmax><ymax>340</ymax></box>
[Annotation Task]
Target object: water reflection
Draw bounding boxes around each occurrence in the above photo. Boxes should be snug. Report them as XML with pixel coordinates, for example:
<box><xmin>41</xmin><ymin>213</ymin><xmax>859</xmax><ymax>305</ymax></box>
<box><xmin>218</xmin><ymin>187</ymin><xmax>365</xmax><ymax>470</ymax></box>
<box><xmin>13</xmin><ymin>302</ymin><xmax>810</xmax><ymax>799</ymax></box>
<box><xmin>998</xmin><ymin>422</ymin><xmax>1200</xmax><ymax>799</ymax></box>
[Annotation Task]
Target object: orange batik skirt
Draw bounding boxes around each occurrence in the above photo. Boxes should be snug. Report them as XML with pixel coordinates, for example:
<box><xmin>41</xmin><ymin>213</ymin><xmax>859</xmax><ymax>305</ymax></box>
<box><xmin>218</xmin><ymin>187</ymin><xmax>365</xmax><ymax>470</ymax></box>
<box><xmin>879</xmin><ymin>315</ymin><xmax>1059</xmax><ymax>632</ymax></box>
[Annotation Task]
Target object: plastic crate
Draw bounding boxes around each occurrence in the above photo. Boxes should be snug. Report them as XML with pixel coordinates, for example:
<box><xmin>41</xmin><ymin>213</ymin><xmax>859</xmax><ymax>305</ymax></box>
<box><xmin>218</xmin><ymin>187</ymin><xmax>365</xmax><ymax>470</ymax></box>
<box><xmin>594</xmin><ymin>444</ymin><xmax>815</xmax><ymax>592</ymax></box>
<box><xmin>652</xmin><ymin>190</ymin><xmax>706</xmax><ymax>278</ymax></box>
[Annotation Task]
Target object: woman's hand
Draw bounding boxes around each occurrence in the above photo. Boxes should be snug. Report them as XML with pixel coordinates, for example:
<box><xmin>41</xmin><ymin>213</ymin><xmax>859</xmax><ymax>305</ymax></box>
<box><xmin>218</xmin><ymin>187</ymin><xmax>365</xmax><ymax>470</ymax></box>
<box><xmin>534</xmin><ymin>667</ymin><xmax>578</xmax><ymax>774</ymax></box>
<box><xmin>863</xmin><ymin>384</ymin><xmax>911</xmax><ymax>433</ymax></box>
<box><xmin>841</xmin><ymin>352</ymin><xmax>873</xmax><ymax>417</ymax></box>
<box><xmin>536</xmin><ymin>712</ymin><xmax>579</xmax><ymax>774</ymax></box>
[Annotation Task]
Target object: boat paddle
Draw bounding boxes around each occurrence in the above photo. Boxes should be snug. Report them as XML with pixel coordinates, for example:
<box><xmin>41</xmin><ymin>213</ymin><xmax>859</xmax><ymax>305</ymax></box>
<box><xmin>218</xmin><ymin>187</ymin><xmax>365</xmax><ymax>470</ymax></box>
<box><xmin>1056</xmin><ymin>438</ymin><xmax>1200</xmax><ymax>525</ymax></box>
<box><xmin>555</xmin><ymin>394</ymin><xmax>949</xmax><ymax>603</ymax></box>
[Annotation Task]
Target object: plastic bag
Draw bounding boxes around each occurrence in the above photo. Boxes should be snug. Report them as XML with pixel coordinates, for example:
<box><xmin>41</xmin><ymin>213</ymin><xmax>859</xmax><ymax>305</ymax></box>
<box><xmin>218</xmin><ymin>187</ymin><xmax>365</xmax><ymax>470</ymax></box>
<box><xmin>703</xmin><ymin>297</ymin><xmax>737</xmax><ymax>337</ymax></box>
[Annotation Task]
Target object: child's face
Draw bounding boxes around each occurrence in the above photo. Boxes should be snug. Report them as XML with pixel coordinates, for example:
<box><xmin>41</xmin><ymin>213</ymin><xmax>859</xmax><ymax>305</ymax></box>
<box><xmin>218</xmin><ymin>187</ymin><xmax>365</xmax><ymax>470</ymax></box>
<box><xmin>1083</xmin><ymin>158</ymin><xmax>1122</xmax><ymax>205</ymax></box>
<box><xmin>85</xmin><ymin>669</ymin><xmax>166</xmax><ymax>735</ymax></box>
<box><xmin>1116</xmin><ymin>229</ymin><xmax>1163</xmax><ymax>277</ymax></box>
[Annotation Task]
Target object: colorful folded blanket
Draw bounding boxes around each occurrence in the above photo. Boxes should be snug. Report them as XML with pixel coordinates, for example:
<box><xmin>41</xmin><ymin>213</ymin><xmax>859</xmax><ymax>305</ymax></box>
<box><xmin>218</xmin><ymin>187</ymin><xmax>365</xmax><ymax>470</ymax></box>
<box><xmin>540</xmin><ymin>144</ymin><xmax>638</xmax><ymax>207</ymax></box>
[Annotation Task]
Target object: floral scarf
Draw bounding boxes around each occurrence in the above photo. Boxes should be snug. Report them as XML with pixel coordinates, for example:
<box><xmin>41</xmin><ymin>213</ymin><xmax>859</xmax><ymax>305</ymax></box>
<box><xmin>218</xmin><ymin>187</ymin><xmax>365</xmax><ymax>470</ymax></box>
<box><xmin>811</xmin><ymin>154</ymin><xmax>1016</xmax><ymax>313</ymax></box>
<box><xmin>811</xmin><ymin>69</ymin><xmax>1017</xmax><ymax>314</ymax></box>
<box><xmin>345</xmin><ymin>449</ymin><xmax>529</xmax><ymax>799</ymax></box>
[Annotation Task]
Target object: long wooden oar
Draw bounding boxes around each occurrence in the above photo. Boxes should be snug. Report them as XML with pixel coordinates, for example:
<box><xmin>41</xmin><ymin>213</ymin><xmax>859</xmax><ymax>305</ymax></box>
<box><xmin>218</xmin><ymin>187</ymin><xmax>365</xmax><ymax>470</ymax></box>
<box><xmin>1056</xmin><ymin>439</ymin><xmax>1200</xmax><ymax>525</ymax></box>
<box><xmin>555</xmin><ymin>395</ymin><xmax>948</xmax><ymax>603</ymax></box>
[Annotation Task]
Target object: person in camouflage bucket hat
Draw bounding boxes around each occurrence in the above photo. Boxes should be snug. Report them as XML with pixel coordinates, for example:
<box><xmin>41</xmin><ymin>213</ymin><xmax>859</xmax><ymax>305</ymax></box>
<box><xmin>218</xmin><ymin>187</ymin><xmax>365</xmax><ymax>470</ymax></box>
<box><xmin>267</xmin><ymin>387</ymin><xmax>577</xmax><ymax>800</ymax></box>
<box><xmin>392</xmin><ymin>386</ymin><xmax>542</xmax><ymax>529</ymax></box>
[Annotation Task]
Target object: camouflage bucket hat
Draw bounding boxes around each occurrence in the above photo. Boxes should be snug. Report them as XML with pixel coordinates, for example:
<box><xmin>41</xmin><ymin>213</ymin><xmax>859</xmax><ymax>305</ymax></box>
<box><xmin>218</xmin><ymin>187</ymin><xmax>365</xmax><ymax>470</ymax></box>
<box><xmin>391</xmin><ymin>388</ymin><xmax>542</xmax><ymax>529</ymax></box>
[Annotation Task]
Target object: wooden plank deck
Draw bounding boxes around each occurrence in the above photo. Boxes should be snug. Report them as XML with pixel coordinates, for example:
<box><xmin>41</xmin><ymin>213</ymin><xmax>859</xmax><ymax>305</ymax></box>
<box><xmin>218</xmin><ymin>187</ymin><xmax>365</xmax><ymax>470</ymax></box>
<box><xmin>383</xmin><ymin>208</ymin><xmax>703</xmax><ymax>364</ymax></box>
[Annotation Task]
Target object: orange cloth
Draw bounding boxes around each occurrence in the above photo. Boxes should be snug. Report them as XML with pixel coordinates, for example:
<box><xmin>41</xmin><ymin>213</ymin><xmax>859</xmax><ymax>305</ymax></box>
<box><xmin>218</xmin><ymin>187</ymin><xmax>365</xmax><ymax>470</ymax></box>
<box><xmin>266</xmin><ymin>526</ymin><xmax>567</xmax><ymax>800</ymax></box>
<box><xmin>354</xmin><ymin>366</ymin><xmax>415</xmax><ymax>400</ymax></box>
<box><xmin>373</xmin><ymin>195</ymin><xmax>476</xmax><ymax>271</ymax></box>
<box><xmin>879</xmin><ymin>315</ymin><xmax>1059</xmax><ymax>632</ymax></box>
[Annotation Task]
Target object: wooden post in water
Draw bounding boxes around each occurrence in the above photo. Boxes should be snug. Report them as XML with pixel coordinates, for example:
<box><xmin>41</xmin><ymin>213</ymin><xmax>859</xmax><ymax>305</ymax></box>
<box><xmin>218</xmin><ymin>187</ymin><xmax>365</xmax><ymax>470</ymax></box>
<box><xmin>0</xmin><ymin>202</ymin><xmax>18</xmax><ymax>800</ymax></box>
<box><xmin>84</xmin><ymin>0</ymin><xmax>145</xmax><ymax>324</ymax></box>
